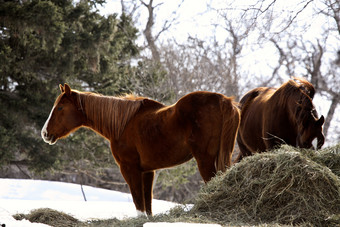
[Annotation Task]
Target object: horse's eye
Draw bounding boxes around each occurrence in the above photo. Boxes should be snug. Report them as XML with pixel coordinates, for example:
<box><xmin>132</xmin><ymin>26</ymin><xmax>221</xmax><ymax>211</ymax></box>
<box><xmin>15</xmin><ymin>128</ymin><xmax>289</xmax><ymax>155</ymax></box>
<box><xmin>58</xmin><ymin>106</ymin><xmax>63</xmax><ymax>111</ymax></box>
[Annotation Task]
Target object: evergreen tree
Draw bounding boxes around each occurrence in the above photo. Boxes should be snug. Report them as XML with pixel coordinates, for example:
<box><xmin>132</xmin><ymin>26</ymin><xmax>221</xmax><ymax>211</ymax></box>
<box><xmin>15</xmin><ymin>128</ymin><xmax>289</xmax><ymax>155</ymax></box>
<box><xmin>0</xmin><ymin>0</ymin><xmax>146</xmax><ymax>175</ymax></box>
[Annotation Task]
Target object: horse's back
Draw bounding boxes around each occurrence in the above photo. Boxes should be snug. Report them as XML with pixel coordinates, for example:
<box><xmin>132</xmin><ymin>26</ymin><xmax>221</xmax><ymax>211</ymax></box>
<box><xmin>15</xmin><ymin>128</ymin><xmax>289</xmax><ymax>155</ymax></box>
<box><xmin>175</xmin><ymin>91</ymin><xmax>235</xmax><ymax>116</ymax></box>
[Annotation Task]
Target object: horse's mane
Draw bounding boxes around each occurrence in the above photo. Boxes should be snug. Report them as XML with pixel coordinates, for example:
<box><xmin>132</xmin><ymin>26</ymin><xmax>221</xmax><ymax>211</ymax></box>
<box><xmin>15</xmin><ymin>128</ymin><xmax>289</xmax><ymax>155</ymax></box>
<box><xmin>77</xmin><ymin>91</ymin><xmax>142</xmax><ymax>139</ymax></box>
<box><xmin>271</xmin><ymin>77</ymin><xmax>317</xmax><ymax>127</ymax></box>
<box><xmin>274</xmin><ymin>77</ymin><xmax>315</xmax><ymax>108</ymax></box>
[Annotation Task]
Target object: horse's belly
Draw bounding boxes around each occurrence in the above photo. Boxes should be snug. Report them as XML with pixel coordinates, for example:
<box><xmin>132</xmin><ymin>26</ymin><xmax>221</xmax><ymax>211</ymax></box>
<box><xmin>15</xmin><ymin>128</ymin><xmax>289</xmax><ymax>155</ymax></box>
<box><xmin>139</xmin><ymin>145</ymin><xmax>193</xmax><ymax>171</ymax></box>
<box><xmin>240</xmin><ymin>119</ymin><xmax>266</xmax><ymax>153</ymax></box>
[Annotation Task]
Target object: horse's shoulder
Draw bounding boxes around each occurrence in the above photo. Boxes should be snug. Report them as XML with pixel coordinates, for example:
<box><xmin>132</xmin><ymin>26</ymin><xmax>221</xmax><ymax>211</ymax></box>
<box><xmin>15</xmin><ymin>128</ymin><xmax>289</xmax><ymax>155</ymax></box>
<box><xmin>239</xmin><ymin>87</ymin><xmax>276</xmax><ymax>120</ymax></box>
<box><xmin>240</xmin><ymin>87</ymin><xmax>271</xmax><ymax>105</ymax></box>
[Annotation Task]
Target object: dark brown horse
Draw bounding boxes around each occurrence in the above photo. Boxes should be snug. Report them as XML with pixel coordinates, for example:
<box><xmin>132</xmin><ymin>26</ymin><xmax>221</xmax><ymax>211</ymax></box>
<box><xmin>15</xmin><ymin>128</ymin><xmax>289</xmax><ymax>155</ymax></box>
<box><xmin>236</xmin><ymin>78</ymin><xmax>325</xmax><ymax>162</ymax></box>
<box><xmin>41</xmin><ymin>84</ymin><xmax>240</xmax><ymax>215</ymax></box>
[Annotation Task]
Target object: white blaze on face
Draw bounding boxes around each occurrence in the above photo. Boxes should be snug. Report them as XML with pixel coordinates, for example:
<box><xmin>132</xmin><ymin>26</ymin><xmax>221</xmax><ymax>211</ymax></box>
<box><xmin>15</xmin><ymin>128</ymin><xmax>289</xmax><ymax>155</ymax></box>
<box><xmin>41</xmin><ymin>105</ymin><xmax>56</xmax><ymax>144</ymax></box>
<box><xmin>312</xmin><ymin>137</ymin><xmax>317</xmax><ymax>150</ymax></box>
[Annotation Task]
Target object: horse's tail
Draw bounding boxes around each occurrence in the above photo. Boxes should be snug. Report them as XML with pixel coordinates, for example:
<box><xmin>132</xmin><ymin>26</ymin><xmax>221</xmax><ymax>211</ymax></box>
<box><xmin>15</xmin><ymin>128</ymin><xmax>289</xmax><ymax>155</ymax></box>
<box><xmin>216</xmin><ymin>98</ymin><xmax>240</xmax><ymax>172</ymax></box>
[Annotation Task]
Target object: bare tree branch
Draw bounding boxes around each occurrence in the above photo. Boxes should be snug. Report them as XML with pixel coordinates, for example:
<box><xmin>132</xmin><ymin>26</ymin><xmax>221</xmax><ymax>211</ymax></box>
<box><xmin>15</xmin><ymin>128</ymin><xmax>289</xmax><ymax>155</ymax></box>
<box><xmin>275</xmin><ymin>0</ymin><xmax>314</xmax><ymax>34</ymax></box>
<box><xmin>120</xmin><ymin>0</ymin><xmax>140</xmax><ymax>17</ymax></box>
<box><xmin>320</xmin><ymin>0</ymin><xmax>340</xmax><ymax>35</ymax></box>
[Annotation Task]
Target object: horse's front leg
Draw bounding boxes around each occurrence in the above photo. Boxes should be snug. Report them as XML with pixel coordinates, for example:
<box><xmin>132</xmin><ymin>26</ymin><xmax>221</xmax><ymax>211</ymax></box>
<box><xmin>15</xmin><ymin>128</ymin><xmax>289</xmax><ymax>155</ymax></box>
<box><xmin>119</xmin><ymin>164</ymin><xmax>146</xmax><ymax>215</ymax></box>
<box><xmin>143</xmin><ymin>171</ymin><xmax>155</xmax><ymax>216</ymax></box>
<box><xmin>194</xmin><ymin>153</ymin><xmax>217</xmax><ymax>183</ymax></box>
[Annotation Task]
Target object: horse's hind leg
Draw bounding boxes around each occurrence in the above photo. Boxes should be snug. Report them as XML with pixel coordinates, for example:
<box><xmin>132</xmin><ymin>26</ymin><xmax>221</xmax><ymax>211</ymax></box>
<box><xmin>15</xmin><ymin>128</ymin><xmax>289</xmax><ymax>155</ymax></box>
<box><xmin>119</xmin><ymin>165</ymin><xmax>146</xmax><ymax>215</ymax></box>
<box><xmin>235</xmin><ymin>133</ymin><xmax>252</xmax><ymax>163</ymax></box>
<box><xmin>143</xmin><ymin>171</ymin><xmax>155</xmax><ymax>215</ymax></box>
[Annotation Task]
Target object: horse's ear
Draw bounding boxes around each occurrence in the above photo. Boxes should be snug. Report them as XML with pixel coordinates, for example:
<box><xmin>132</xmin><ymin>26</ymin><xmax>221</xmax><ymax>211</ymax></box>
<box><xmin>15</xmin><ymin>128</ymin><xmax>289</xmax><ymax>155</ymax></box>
<box><xmin>317</xmin><ymin>115</ymin><xmax>325</xmax><ymax>126</ymax></box>
<box><xmin>59</xmin><ymin>84</ymin><xmax>64</xmax><ymax>93</ymax></box>
<box><xmin>64</xmin><ymin>83</ymin><xmax>72</xmax><ymax>95</ymax></box>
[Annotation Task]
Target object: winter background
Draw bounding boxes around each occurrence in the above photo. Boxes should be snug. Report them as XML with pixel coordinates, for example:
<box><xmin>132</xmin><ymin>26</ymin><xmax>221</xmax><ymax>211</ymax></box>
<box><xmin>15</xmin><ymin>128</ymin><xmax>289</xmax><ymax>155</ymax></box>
<box><xmin>1</xmin><ymin>0</ymin><xmax>338</xmax><ymax>226</ymax></box>
<box><xmin>0</xmin><ymin>178</ymin><xmax>221</xmax><ymax>226</ymax></box>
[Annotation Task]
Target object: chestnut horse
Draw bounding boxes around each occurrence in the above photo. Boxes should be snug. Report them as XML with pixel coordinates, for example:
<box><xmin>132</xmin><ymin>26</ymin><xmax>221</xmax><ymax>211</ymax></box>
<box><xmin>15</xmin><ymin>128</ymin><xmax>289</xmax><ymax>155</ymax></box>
<box><xmin>236</xmin><ymin>78</ymin><xmax>325</xmax><ymax>162</ymax></box>
<box><xmin>41</xmin><ymin>84</ymin><xmax>240</xmax><ymax>215</ymax></box>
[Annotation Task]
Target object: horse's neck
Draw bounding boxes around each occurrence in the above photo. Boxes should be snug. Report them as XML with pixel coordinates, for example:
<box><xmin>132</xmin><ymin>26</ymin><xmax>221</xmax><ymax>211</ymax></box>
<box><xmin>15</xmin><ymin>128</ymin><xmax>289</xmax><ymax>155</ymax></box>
<box><xmin>268</xmin><ymin>91</ymin><xmax>298</xmax><ymax>129</ymax></box>
<box><xmin>80</xmin><ymin>92</ymin><xmax>141</xmax><ymax>141</ymax></box>
<box><xmin>79</xmin><ymin>93</ymin><xmax>110</xmax><ymax>139</ymax></box>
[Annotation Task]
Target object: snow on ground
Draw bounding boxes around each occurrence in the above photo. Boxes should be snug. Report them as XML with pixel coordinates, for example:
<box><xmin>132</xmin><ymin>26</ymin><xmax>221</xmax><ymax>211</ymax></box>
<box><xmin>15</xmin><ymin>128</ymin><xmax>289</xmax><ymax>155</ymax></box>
<box><xmin>0</xmin><ymin>179</ymin><xmax>219</xmax><ymax>227</ymax></box>
<box><xmin>0</xmin><ymin>178</ymin><xmax>177</xmax><ymax>220</ymax></box>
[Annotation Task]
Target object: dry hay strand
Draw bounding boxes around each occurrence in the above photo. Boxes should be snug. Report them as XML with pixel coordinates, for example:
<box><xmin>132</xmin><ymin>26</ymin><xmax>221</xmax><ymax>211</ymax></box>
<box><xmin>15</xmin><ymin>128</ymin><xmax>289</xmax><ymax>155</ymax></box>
<box><xmin>16</xmin><ymin>208</ymin><xmax>80</xmax><ymax>227</ymax></box>
<box><xmin>300</xmin><ymin>143</ymin><xmax>340</xmax><ymax>178</ymax></box>
<box><xmin>191</xmin><ymin>147</ymin><xmax>340</xmax><ymax>226</ymax></box>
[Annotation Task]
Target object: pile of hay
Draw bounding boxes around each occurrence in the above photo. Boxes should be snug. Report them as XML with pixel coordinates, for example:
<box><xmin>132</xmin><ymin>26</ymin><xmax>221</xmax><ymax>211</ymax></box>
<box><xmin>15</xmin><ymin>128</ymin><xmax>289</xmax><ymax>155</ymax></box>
<box><xmin>191</xmin><ymin>146</ymin><xmax>340</xmax><ymax>226</ymax></box>
<box><xmin>14</xmin><ymin>208</ymin><xmax>80</xmax><ymax>227</ymax></box>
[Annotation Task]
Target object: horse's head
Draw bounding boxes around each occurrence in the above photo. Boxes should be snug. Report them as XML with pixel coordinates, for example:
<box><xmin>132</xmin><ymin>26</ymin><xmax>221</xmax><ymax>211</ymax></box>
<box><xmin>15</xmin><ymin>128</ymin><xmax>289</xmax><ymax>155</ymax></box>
<box><xmin>296</xmin><ymin>98</ymin><xmax>325</xmax><ymax>149</ymax></box>
<box><xmin>41</xmin><ymin>84</ymin><xmax>85</xmax><ymax>145</ymax></box>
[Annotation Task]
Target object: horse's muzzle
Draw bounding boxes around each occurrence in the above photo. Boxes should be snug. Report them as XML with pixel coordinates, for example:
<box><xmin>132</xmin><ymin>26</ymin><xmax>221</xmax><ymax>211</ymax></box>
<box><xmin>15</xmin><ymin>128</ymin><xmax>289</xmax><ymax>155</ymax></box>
<box><xmin>41</xmin><ymin>130</ymin><xmax>56</xmax><ymax>145</ymax></box>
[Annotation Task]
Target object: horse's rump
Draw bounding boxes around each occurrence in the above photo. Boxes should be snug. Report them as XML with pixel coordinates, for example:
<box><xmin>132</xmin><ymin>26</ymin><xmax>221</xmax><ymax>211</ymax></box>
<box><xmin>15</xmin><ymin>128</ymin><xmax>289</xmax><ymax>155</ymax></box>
<box><xmin>174</xmin><ymin>91</ymin><xmax>240</xmax><ymax>172</ymax></box>
<box><xmin>218</xmin><ymin>97</ymin><xmax>240</xmax><ymax>171</ymax></box>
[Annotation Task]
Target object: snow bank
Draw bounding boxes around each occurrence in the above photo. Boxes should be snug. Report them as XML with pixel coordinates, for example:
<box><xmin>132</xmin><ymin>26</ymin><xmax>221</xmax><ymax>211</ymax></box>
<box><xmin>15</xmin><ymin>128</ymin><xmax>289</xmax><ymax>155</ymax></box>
<box><xmin>0</xmin><ymin>178</ymin><xmax>176</xmax><ymax>225</ymax></box>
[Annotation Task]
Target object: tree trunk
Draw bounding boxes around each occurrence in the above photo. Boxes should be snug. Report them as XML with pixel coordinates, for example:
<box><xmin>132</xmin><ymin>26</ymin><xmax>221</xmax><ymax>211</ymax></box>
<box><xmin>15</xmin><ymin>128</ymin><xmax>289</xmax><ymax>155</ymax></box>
<box><xmin>323</xmin><ymin>95</ymin><xmax>339</xmax><ymax>138</ymax></box>
<box><xmin>142</xmin><ymin>0</ymin><xmax>161</xmax><ymax>62</ymax></box>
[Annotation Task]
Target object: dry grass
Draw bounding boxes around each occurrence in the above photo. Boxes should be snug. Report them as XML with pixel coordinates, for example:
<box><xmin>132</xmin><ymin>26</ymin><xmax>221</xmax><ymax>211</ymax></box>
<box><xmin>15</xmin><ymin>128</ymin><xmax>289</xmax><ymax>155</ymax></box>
<box><xmin>14</xmin><ymin>208</ymin><xmax>80</xmax><ymax>227</ymax></box>
<box><xmin>300</xmin><ymin>143</ymin><xmax>340</xmax><ymax>177</ymax></box>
